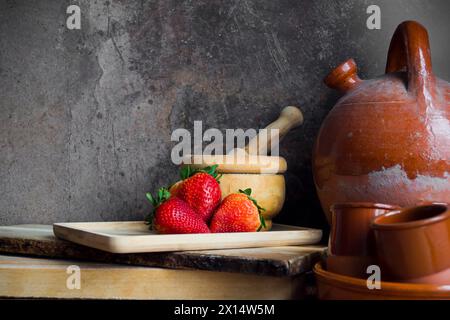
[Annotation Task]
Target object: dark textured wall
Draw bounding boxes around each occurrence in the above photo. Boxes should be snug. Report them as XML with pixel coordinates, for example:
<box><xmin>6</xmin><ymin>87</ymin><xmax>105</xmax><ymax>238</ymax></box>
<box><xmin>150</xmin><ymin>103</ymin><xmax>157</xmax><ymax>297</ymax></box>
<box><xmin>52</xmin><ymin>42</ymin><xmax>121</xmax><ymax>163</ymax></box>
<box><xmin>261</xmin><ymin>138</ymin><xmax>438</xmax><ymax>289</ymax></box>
<box><xmin>1</xmin><ymin>0</ymin><xmax>449</xmax><ymax>228</ymax></box>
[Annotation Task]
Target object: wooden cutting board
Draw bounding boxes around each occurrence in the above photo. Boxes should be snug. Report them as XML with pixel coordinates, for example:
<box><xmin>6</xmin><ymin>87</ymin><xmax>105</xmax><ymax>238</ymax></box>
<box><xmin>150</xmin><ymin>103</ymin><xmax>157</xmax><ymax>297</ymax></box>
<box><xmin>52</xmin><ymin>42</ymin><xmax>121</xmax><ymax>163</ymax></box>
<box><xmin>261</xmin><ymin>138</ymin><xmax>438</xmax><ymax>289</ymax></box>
<box><xmin>0</xmin><ymin>224</ymin><xmax>326</xmax><ymax>277</ymax></box>
<box><xmin>53</xmin><ymin>221</ymin><xmax>322</xmax><ymax>253</ymax></box>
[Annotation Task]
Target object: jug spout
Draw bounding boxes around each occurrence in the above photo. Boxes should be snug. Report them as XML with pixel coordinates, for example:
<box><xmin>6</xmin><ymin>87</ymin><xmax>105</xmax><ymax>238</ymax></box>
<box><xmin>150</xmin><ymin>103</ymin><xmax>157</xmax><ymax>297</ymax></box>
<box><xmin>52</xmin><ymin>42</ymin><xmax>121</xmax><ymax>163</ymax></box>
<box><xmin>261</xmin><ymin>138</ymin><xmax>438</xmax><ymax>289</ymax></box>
<box><xmin>324</xmin><ymin>59</ymin><xmax>362</xmax><ymax>92</ymax></box>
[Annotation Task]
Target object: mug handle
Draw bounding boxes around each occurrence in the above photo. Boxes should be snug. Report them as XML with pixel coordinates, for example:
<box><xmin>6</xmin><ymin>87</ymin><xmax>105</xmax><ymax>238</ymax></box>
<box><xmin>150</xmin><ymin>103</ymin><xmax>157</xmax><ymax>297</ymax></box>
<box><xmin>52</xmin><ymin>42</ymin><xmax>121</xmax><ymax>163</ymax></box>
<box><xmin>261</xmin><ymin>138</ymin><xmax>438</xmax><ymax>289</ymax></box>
<box><xmin>385</xmin><ymin>21</ymin><xmax>436</xmax><ymax>104</ymax></box>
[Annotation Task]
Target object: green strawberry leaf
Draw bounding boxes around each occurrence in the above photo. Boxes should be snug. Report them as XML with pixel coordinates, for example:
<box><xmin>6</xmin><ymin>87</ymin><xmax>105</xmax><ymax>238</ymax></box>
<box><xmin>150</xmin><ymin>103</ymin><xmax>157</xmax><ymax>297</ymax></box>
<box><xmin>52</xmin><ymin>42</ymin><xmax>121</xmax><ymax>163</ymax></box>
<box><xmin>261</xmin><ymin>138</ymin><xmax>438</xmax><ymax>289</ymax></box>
<box><xmin>144</xmin><ymin>214</ymin><xmax>153</xmax><ymax>228</ymax></box>
<box><xmin>145</xmin><ymin>187</ymin><xmax>171</xmax><ymax>230</ymax></box>
<box><xmin>258</xmin><ymin>214</ymin><xmax>267</xmax><ymax>231</ymax></box>
<box><xmin>180</xmin><ymin>165</ymin><xmax>192</xmax><ymax>180</ymax></box>
<box><xmin>158</xmin><ymin>188</ymin><xmax>171</xmax><ymax>202</ymax></box>
<box><xmin>179</xmin><ymin>164</ymin><xmax>221</xmax><ymax>182</ymax></box>
<box><xmin>239</xmin><ymin>188</ymin><xmax>266</xmax><ymax>231</ymax></box>
<box><xmin>145</xmin><ymin>192</ymin><xmax>156</xmax><ymax>207</ymax></box>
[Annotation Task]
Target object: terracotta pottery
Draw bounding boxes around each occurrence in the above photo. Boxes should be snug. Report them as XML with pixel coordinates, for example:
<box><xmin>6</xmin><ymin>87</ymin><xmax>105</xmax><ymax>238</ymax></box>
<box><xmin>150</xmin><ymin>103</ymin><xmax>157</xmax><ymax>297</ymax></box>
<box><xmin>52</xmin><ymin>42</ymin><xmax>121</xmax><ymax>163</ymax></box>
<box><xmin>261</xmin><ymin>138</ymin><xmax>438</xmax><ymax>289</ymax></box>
<box><xmin>371</xmin><ymin>204</ymin><xmax>450</xmax><ymax>284</ymax></box>
<box><xmin>313</xmin><ymin>21</ymin><xmax>450</xmax><ymax>223</ymax></box>
<box><xmin>327</xmin><ymin>202</ymin><xmax>399</xmax><ymax>277</ymax></box>
<box><xmin>329</xmin><ymin>202</ymin><xmax>399</xmax><ymax>256</ymax></box>
<box><xmin>326</xmin><ymin>255</ymin><xmax>377</xmax><ymax>279</ymax></box>
<box><xmin>314</xmin><ymin>262</ymin><xmax>450</xmax><ymax>300</ymax></box>
<box><xmin>327</xmin><ymin>202</ymin><xmax>399</xmax><ymax>278</ymax></box>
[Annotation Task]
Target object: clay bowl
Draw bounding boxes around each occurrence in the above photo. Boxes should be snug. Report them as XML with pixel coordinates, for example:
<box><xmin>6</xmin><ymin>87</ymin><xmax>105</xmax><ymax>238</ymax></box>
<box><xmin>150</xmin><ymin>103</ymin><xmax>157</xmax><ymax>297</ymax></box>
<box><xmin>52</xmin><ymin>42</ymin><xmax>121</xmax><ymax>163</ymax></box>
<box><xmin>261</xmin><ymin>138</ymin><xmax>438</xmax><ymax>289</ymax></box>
<box><xmin>371</xmin><ymin>204</ymin><xmax>450</xmax><ymax>284</ymax></box>
<box><xmin>327</xmin><ymin>202</ymin><xmax>399</xmax><ymax>278</ymax></box>
<box><xmin>314</xmin><ymin>262</ymin><xmax>450</xmax><ymax>300</ymax></box>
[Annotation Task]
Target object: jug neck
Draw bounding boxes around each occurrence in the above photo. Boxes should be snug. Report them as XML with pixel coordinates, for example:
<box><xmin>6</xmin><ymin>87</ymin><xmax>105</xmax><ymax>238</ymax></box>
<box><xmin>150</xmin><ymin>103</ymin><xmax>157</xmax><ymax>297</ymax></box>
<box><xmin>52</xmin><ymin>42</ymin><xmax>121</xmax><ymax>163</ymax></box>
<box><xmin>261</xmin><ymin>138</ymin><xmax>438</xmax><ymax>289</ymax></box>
<box><xmin>324</xmin><ymin>59</ymin><xmax>362</xmax><ymax>92</ymax></box>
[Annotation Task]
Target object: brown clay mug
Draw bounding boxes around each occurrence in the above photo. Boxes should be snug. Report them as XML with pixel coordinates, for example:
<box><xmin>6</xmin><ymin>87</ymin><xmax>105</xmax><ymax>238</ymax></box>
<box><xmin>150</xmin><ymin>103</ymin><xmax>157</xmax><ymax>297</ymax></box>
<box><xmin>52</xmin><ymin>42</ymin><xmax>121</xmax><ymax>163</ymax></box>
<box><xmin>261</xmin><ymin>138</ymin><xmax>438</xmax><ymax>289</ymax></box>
<box><xmin>372</xmin><ymin>204</ymin><xmax>450</xmax><ymax>284</ymax></box>
<box><xmin>327</xmin><ymin>202</ymin><xmax>399</xmax><ymax>278</ymax></box>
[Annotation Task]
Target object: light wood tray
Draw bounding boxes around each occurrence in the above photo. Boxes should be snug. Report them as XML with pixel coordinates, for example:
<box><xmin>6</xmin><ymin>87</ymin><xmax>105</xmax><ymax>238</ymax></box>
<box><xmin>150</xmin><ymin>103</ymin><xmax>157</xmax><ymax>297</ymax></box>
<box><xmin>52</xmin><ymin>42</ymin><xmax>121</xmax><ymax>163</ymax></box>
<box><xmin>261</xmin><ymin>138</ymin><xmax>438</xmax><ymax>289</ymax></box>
<box><xmin>53</xmin><ymin>221</ymin><xmax>322</xmax><ymax>253</ymax></box>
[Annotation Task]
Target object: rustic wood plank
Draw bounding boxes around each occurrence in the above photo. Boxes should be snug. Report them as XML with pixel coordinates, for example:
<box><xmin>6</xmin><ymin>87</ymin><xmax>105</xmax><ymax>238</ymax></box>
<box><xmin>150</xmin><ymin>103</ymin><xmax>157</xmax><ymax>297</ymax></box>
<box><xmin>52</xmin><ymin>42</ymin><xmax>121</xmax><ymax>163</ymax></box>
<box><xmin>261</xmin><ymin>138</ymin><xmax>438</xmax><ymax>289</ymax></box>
<box><xmin>0</xmin><ymin>254</ymin><xmax>307</xmax><ymax>299</ymax></box>
<box><xmin>0</xmin><ymin>225</ymin><xmax>326</xmax><ymax>277</ymax></box>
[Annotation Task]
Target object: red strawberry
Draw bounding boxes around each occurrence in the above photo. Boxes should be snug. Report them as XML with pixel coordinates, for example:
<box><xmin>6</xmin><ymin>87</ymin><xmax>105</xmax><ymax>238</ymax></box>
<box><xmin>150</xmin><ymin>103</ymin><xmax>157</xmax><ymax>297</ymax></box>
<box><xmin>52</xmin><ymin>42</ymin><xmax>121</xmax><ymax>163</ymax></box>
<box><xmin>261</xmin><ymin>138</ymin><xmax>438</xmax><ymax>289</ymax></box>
<box><xmin>175</xmin><ymin>165</ymin><xmax>222</xmax><ymax>222</ymax></box>
<box><xmin>145</xmin><ymin>188</ymin><xmax>210</xmax><ymax>234</ymax></box>
<box><xmin>210</xmin><ymin>188</ymin><xmax>266</xmax><ymax>233</ymax></box>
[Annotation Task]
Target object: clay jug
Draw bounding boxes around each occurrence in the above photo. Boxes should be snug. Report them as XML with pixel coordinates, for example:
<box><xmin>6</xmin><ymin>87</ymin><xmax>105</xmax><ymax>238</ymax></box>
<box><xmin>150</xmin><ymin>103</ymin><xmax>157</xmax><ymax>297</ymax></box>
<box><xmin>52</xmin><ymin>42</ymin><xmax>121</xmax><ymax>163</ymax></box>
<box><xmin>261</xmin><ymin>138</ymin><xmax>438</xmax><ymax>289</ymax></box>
<box><xmin>313</xmin><ymin>21</ymin><xmax>450</xmax><ymax>223</ymax></box>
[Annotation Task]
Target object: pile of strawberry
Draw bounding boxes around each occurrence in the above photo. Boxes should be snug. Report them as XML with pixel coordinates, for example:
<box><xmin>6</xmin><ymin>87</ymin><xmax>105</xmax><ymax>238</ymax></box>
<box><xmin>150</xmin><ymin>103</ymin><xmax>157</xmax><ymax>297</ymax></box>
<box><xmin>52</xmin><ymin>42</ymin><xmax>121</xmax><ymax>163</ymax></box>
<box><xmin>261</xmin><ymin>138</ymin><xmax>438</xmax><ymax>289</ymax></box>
<box><xmin>145</xmin><ymin>165</ymin><xmax>266</xmax><ymax>234</ymax></box>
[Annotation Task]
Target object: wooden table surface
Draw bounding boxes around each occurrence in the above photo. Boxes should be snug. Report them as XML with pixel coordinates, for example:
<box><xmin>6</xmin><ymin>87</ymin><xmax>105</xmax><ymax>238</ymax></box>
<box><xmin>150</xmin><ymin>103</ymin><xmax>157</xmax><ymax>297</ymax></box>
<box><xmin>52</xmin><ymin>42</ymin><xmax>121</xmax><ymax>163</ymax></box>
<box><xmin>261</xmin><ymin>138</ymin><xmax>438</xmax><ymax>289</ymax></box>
<box><xmin>0</xmin><ymin>224</ymin><xmax>326</xmax><ymax>277</ymax></box>
<box><xmin>0</xmin><ymin>224</ymin><xmax>326</xmax><ymax>299</ymax></box>
<box><xmin>0</xmin><ymin>254</ymin><xmax>316</xmax><ymax>299</ymax></box>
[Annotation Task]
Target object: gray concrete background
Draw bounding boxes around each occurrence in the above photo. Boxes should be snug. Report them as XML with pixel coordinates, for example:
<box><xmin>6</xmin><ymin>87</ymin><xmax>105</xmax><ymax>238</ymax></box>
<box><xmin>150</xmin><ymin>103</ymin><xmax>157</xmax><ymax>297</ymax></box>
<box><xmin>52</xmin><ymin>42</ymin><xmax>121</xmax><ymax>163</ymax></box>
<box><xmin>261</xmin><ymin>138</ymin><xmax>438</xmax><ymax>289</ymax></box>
<box><xmin>1</xmin><ymin>0</ymin><xmax>449</xmax><ymax>228</ymax></box>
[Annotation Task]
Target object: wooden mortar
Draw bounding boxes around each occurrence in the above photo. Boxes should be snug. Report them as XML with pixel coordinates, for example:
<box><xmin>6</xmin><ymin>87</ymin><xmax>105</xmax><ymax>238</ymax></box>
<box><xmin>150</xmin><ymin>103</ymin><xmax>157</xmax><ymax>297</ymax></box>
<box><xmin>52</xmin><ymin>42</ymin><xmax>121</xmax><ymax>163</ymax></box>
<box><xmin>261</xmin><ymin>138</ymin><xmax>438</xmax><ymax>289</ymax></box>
<box><xmin>182</xmin><ymin>106</ymin><xmax>304</xmax><ymax>230</ymax></box>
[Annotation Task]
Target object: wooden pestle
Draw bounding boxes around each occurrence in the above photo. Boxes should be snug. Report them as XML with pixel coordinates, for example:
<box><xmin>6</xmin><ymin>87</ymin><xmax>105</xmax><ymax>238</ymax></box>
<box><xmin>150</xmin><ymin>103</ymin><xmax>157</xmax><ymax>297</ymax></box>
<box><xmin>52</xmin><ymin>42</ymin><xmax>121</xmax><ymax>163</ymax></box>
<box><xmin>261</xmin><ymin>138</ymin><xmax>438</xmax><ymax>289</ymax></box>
<box><xmin>244</xmin><ymin>106</ymin><xmax>304</xmax><ymax>155</ymax></box>
<box><xmin>185</xmin><ymin>106</ymin><xmax>304</xmax><ymax>173</ymax></box>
